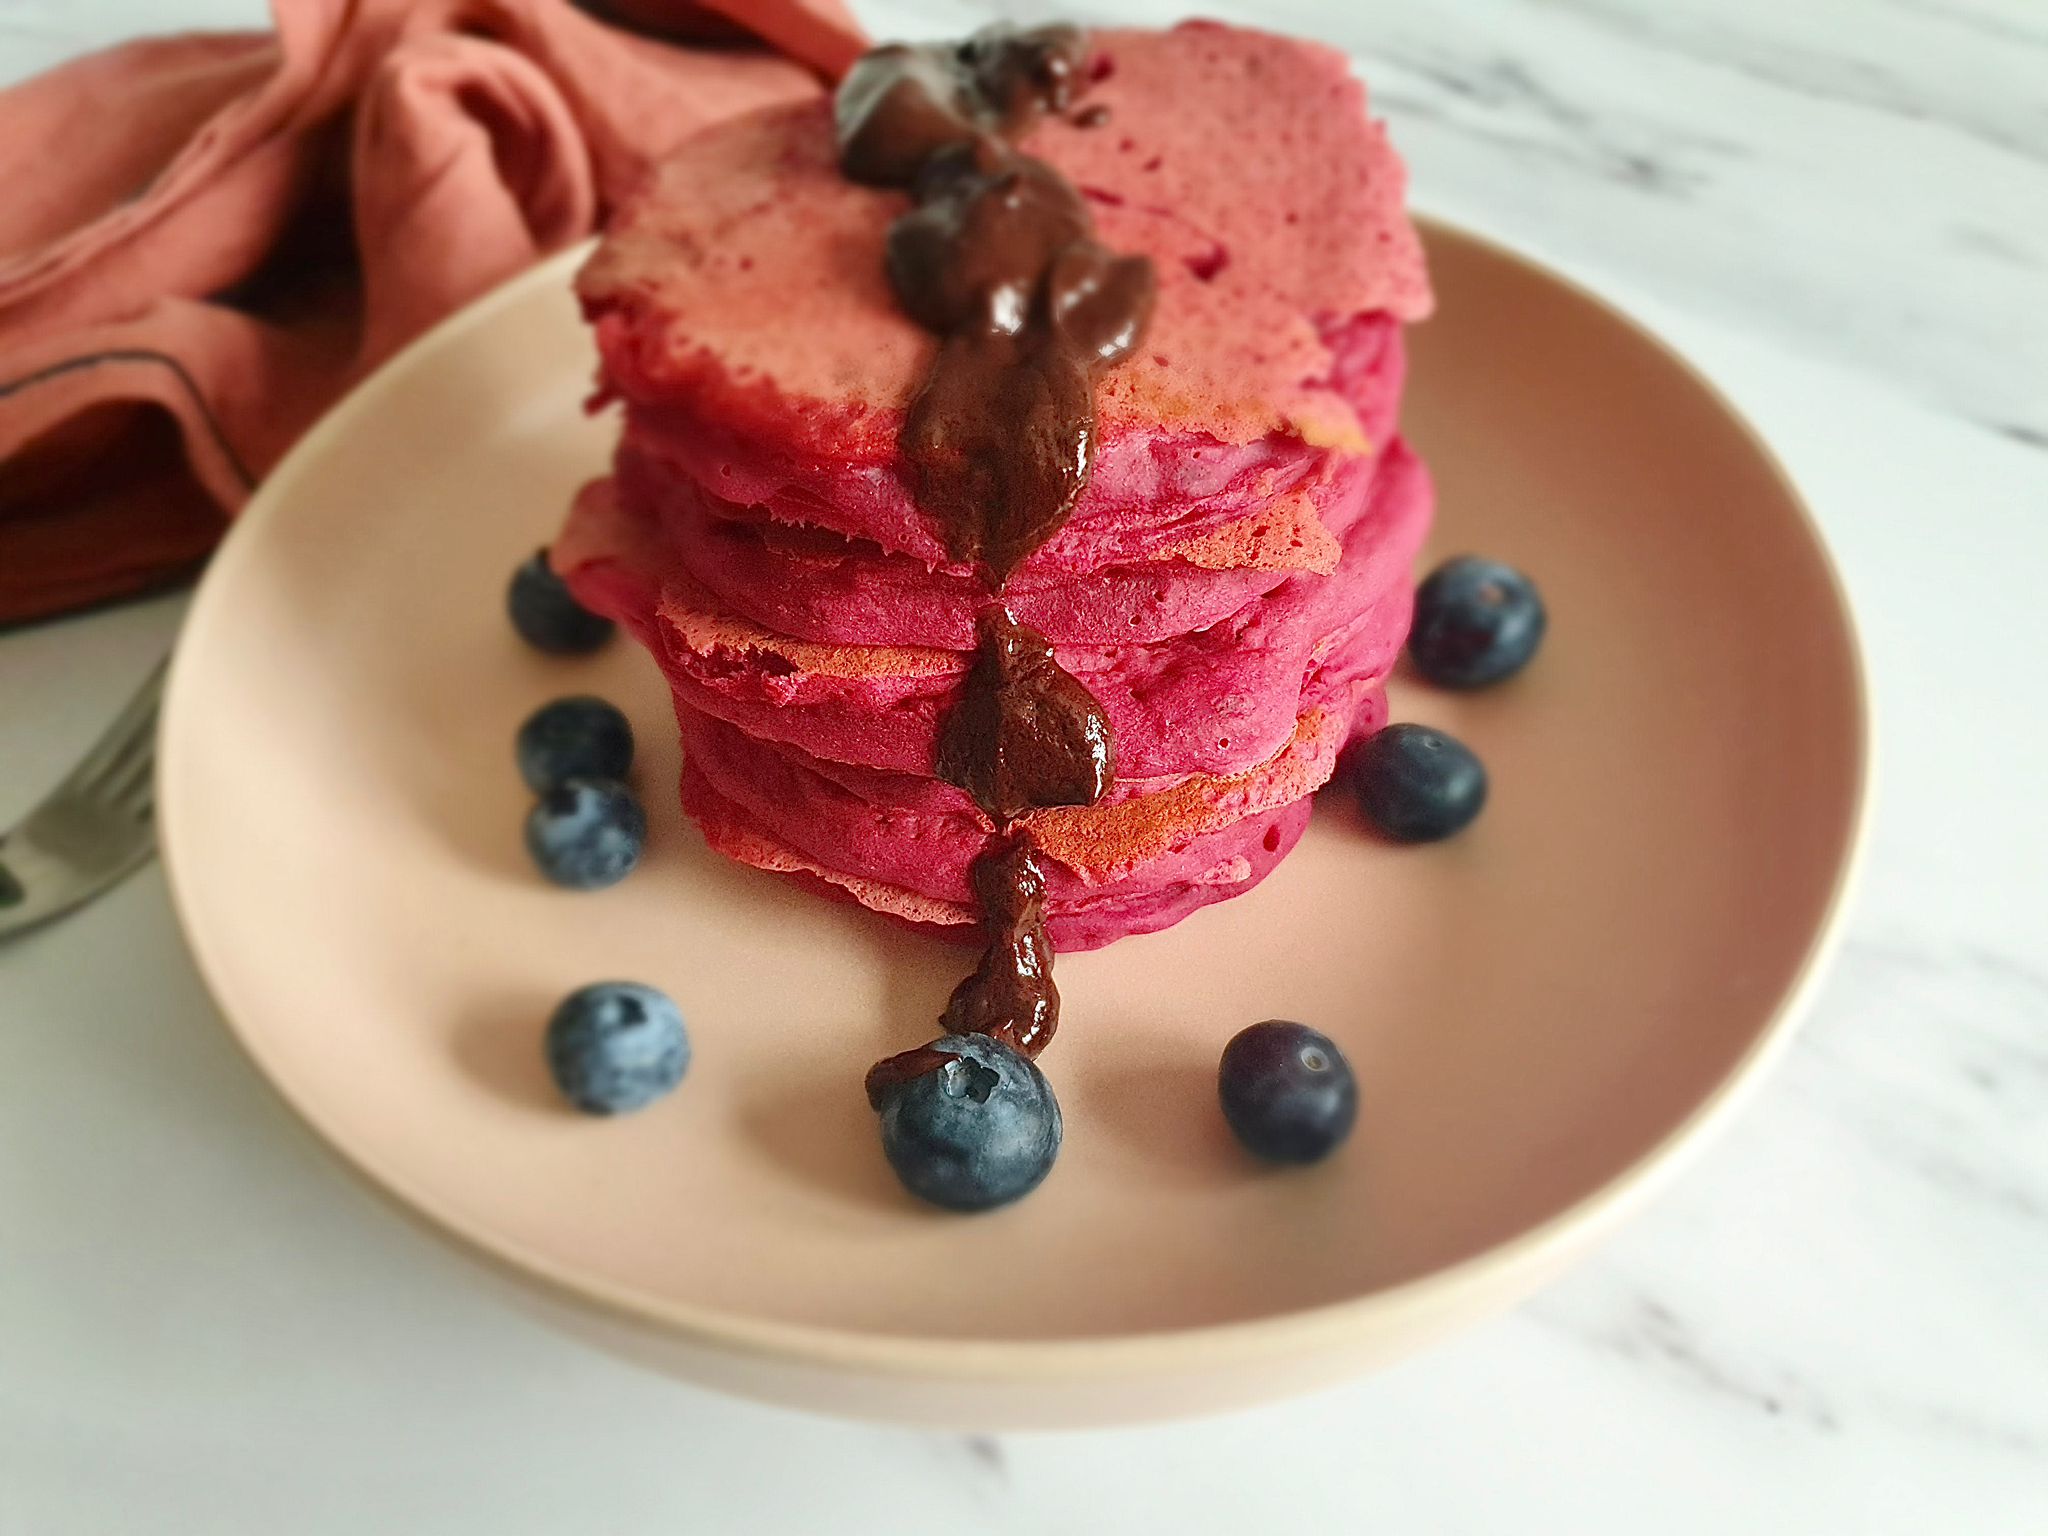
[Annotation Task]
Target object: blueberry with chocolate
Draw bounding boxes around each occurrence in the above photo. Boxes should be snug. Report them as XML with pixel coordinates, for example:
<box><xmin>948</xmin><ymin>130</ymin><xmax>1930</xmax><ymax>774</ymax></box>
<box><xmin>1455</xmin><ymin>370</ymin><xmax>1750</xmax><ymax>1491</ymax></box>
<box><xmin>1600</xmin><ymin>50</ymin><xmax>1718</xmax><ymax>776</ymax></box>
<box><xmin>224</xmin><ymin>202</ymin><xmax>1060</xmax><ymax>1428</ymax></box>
<box><xmin>870</xmin><ymin>1032</ymin><xmax>1062</xmax><ymax>1211</ymax></box>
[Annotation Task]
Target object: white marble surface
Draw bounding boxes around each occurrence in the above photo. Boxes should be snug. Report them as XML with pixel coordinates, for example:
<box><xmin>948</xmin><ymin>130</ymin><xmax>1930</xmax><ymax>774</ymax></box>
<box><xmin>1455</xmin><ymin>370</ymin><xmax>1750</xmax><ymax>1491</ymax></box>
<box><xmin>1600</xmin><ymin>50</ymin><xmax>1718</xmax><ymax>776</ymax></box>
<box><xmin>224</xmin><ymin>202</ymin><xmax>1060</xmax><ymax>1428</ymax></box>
<box><xmin>2</xmin><ymin>0</ymin><xmax>2045</xmax><ymax>1529</ymax></box>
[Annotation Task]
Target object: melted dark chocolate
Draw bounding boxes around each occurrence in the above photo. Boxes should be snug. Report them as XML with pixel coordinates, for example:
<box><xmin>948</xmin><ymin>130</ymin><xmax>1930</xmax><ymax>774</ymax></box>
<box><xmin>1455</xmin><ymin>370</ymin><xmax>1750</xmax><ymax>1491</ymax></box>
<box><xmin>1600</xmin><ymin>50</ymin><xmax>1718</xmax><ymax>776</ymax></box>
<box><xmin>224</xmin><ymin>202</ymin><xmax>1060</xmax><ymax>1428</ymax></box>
<box><xmin>863</xmin><ymin>1043</ymin><xmax>961</xmax><ymax>1110</ymax></box>
<box><xmin>885</xmin><ymin>145</ymin><xmax>1088</xmax><ymax>336</ymax></box>
<box><xmin>959</xmin><ymin>23</ymin><xmax>1085</xmax><ymax>130</ymax></box>
<box><xmin>864</xmin><ymin>832</ymin><xmax>1059</xmax><ymax>1102</ymax></box>
<box><xmin>837</xmin><ymin>25</ymin><xmax>1086</xmax><ymax>186</ymax></box>
<box><xmin>839</xmin><ymin>25</ymin><xmax>1148</xmax><ymax>1088</ymax></box>
<box><xmin>834</xmin><ymin>46</ymin><xmax>979</xmax><ymax>187</ymax></box>
<box><xmin>938</xmin><ymin>831</ymin><xmax>1059</xmax><ymax>1055</ymax></box>
<box><xmin>937</xmin><ymin>605</ymin><xmax>1113</xmax><ymax>823</ymax></box>
<box><xmin>837</xmin><ymin>23</ymin><xmax>1155</xmax><ymax>587</ymax></box>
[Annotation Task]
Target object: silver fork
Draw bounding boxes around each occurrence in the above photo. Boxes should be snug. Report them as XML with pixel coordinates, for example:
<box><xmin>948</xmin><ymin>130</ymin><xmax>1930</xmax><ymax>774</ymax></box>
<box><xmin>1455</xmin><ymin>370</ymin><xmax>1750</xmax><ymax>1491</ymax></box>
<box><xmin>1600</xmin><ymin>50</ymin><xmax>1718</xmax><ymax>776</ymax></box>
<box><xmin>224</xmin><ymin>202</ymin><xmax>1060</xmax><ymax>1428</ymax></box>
<box><xmin>0</xmin><ymin>660</ymin><xmax>166</xmax><ymax>942</ymax></box>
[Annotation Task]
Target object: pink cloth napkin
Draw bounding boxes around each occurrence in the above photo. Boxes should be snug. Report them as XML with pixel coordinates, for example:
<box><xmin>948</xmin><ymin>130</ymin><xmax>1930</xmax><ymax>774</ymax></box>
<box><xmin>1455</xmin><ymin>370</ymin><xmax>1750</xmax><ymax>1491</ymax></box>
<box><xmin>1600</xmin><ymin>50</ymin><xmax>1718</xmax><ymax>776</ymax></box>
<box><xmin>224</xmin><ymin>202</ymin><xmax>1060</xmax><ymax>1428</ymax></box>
<box><xmin>0</xmin><ymin>0</ymin><xmax>864</xmax><ymax>626</ymax></box>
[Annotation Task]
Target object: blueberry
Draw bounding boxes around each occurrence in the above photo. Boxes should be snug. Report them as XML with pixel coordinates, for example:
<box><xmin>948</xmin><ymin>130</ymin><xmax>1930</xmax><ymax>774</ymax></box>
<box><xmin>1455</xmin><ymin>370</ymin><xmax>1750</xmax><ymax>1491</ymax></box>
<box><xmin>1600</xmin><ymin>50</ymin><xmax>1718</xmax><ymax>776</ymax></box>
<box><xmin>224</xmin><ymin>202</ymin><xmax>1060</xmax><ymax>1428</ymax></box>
<box><xmin>525</xmin><ymin>778</ymin><xmax>646</xmax><ymax>888</ymax></box>
<box><xmin>544</xmin><ymin>982</ymin><xmax>689</xmax><ymax>1114</ymax></box>
<box><xmin>516</xmin><ymin>696</ymin><xmax>634</xmax><ymax>794</ymax></box>
<box><xmin>873</xmin><ymin>1034</ymin><xmax>1062</xmax><ymax>1212</ymax></box>
<box><xmin>1351</xmin><ymin>723</ymin><xmax>1487</xmax><ymax>843</ymax></box>
<box><xmin>1408</xmin><ymin>556</ymin><xmax>1545</xmax><ymax>688</ymax></box>
<box><xmin>509</xmin><ymin>547</ymin><xmax>613</xmax><ymax>655</ymax></box>
<box><xmin>1218</xmin><ymin>1020</ymin><xmax>1358</xmax><ymax>1164</ymax></box>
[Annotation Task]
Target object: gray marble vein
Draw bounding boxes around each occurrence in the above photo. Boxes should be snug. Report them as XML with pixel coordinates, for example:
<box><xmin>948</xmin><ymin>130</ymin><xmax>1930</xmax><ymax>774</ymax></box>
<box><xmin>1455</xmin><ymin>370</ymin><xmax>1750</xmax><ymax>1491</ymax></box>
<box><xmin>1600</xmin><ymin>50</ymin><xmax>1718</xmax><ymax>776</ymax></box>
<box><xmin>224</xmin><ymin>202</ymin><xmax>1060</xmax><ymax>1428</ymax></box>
<box><xmin>1988</xmin><ymin>419</ymin><xmax>2048</xmax><ymax>450</ymax></box>
<box><xmin>1881</xmin><ymin>0</ymin><xmax>2048</xmax><ymax>54</ymax></box>
<box><xmin>1365</xmin><ymin>42</ymin><xmax>1742</xmax><ymax>197</ymax></box>
<box><xmin>1536</xmin><ymin>0</ymin><xmax>2048</xmax><ymax>166</ymax></box>
<box><xmin>1539</xmin><ymin>1290</ymin><xmax>1844</xmax><ymax>1431</ymax></box>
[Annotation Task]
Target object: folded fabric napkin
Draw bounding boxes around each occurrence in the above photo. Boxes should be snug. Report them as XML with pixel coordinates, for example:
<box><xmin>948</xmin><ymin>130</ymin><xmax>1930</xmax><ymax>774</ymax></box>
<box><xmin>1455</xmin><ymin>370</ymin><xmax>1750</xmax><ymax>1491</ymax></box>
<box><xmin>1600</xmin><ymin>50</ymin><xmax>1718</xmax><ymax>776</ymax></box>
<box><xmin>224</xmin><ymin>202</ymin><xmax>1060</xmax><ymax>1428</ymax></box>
<box><xmin>0</xmin><ymin>0</ymin><xmax>864</xmax><ymax>627</ymax></box>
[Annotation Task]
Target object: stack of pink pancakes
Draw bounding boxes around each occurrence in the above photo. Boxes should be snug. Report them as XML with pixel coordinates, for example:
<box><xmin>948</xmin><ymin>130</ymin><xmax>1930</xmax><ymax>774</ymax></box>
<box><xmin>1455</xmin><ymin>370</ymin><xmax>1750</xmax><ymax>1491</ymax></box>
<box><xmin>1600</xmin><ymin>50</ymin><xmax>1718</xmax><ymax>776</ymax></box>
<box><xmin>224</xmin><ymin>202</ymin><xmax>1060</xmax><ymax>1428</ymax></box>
<box><xmin>556</xmin><ymin>21</ymin><xmax>1435</xmax><ymax>951</ymax></box>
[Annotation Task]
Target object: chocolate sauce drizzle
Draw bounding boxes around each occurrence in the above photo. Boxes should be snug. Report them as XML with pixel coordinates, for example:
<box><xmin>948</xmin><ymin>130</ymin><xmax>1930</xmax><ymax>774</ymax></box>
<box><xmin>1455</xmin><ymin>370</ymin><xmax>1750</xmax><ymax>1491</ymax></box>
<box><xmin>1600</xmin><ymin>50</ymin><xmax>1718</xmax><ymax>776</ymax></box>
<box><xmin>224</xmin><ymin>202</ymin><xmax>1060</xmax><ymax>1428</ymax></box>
<box><xmin>863</xmin><ymin>830</ymin><xmax>1057</xmax><ymax>1107</ymax></box>
<box><xmin>836</xmin><ymin>24</ymin><xmax>1151</xmax><ymax>1080</ymax></box>
<box><xmin>840</xmin><ymin>24</ymin><xmax>1155</xmax><ymax>586</ymax></box>
<box><xmin>939</xmin><ymin>829</ymin><xmax>1059</xmax><ymax>1049</ymax></box>
<box><xmin>936</xmin><ymin>604</ymin><xmax>1113</xmax><ymax>823</ymax></box>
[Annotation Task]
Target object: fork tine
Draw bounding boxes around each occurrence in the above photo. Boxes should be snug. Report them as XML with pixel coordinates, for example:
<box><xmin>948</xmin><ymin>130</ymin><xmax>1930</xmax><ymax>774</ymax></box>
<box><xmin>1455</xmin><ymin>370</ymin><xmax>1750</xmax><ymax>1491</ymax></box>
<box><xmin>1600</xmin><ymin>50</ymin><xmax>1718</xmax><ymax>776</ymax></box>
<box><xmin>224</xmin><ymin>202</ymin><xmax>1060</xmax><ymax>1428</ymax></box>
<box><xmin>86</xmin><ymin>721</ymin><xmax>154</xmax><ymax>799</ymax></box>
<box><xmin>0</xmin><ymin>658</ymin><xmax>168</xmax><ymax>943</ymax></box>
<box><xmin>123</xmin><ymin>767</ymin><xmax>156</xmax><ymax>817</ymax></box>
<box><xmin>106</xmin><ymin>775</ymin><xmax>155</xmax><ymax>825</ymax></box>
<box><xmin>66</xmin><ymin>659</ymin><xmax>167</xmax><ymax>798</ymax></box>
<box><xmin>98</xmin><ymin>745</ymin><xmax>156</xmax><ymax>810</ymax></box>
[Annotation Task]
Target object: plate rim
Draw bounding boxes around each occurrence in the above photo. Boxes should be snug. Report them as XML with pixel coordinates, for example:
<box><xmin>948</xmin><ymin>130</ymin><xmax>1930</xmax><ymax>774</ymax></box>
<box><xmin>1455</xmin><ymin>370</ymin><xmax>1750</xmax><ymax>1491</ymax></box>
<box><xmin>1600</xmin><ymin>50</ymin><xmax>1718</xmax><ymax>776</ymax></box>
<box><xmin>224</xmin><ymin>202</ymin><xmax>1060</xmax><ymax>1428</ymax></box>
<box><xmin>158</xmin><ymin>218</ymin><xmax>1873</xmax><ymax>1386</ymax></box>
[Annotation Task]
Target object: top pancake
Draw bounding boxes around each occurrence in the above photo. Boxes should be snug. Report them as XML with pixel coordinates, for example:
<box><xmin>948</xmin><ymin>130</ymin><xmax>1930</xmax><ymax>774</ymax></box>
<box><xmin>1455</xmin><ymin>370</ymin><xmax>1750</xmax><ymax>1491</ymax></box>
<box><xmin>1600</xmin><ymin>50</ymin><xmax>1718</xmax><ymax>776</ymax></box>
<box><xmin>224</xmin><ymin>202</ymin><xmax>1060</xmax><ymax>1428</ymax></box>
<box><xmin>580</xmin><ymin>21</ymin><xmax>1433</xmax><ymax>494</ymax></box>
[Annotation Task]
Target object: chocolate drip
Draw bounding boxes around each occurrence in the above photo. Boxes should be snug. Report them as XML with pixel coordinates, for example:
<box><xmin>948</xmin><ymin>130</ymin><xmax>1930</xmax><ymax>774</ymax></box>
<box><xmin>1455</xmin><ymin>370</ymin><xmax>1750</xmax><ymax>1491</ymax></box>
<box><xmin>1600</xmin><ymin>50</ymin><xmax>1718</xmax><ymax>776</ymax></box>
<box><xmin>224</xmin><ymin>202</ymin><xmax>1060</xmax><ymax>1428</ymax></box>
<box><xmin>864</xmin><ymin>832</ymin><xmax>1059</xmax><ymax>1101</ymax></box>
<box><xmin>863</xmin><ymin>1043</ymin><xmax>961</xmax><ymax>1110</ymax></box>
<box><xmin>939</xmin><ymin>832</ymin><xmax>1059</xmax><ymax>1054</ymax></box>
<box><xmin>839</xmin><ymin>26</ymin><xmax>1147</xmax><ymax>1088</ymax></box>
<box><xmin>837</xmin><ymin>24</ymin><xmax>1155</xmax><ymax>587</ymax></box>
<box><xmin>937</xmin><ymin>605</ymin><xmax>1113</xmax><ymax>823</ymax></box>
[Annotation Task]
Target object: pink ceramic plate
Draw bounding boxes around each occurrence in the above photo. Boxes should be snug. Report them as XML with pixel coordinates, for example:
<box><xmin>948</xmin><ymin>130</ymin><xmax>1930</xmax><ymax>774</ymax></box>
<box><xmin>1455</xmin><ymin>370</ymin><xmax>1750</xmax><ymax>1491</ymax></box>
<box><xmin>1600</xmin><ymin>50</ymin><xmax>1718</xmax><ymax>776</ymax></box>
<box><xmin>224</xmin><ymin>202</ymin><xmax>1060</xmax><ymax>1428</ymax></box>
<box><xmin>159</xmin><ymin>225</ymin><xmax>1867</xmax><ymax>1428</ymax></box>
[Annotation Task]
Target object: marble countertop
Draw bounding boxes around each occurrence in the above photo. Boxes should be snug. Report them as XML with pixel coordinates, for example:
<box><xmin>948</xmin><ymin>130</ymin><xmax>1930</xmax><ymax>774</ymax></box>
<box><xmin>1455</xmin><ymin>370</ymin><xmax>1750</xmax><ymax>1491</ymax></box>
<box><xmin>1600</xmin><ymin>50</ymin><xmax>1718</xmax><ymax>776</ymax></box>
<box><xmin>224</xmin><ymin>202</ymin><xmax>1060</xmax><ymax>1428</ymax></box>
<box><xmin>2</xmin><ymin>1</ymin><xmax>2043</xmax><ymax>1529</ymax></box>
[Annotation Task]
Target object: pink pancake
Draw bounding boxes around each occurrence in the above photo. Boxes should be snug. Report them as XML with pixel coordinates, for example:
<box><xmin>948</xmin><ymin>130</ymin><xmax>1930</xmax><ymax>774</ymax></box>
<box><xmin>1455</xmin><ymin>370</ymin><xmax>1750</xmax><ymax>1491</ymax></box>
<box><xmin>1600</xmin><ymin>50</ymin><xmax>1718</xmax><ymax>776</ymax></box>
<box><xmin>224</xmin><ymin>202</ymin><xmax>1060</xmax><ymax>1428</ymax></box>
<box><xmin>557</xmin><ymin>442</ymin><xmax>1431</xmax><ymax>780</ymax></box>
<box><xmin>683</xmin><ymin>767</ymin><xmax>1320</xmax><ymax>953</ymax></box>
<box><xmin>615</xmin><ymin>444</ymin><xmax>1394</xmax><ymax>649</ymax></box>
<box><xmin>610</xmin><ymin>313</ymin><xmax>1408</xmax><ymax>577</ymax></box>
<box><xmin>670</xmin><ymin>687</ymin><xmax>1382</xmax><ymax>909</ymax></box>
<box><xmin>578</xmin><ymin>22</ymin><xmax>1431</xmax><ymax>570</ymax></box>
